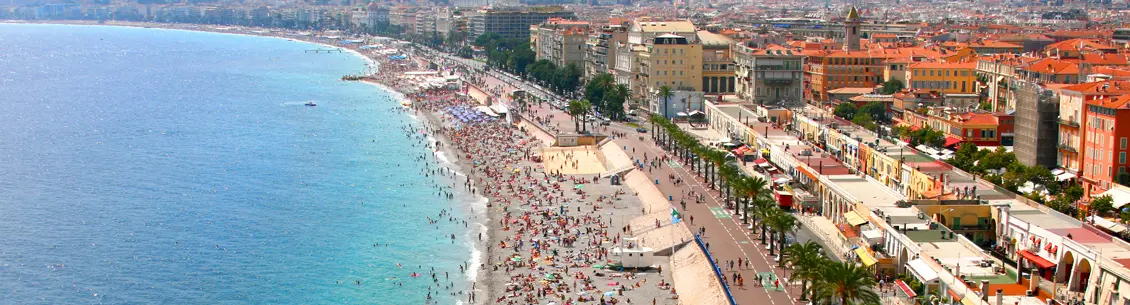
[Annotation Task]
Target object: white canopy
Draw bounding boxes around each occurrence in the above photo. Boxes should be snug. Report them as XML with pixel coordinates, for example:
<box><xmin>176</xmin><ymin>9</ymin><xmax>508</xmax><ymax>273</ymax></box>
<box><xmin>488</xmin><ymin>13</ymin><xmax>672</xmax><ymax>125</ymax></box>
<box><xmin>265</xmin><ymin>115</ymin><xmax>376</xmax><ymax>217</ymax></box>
<box><xmin>1056</xmin><ymin>172</ymin><xmax>1077</xmax><ymax>182</ymax></box>
<box><xmin>490</xmin><ymin>104</ymin><xmax>509</xmax><ymax>114</ymax></box>
<box><xmin>774</xmin><ymin>177</ymin><xmax>791</xmax><ymax>184</ymax></box>
<box><xmin>474</xmin><ymin>106</ymin><xmax>499</xmax><ymax>117</ymax></box>
<box><xmin>1097</xmin><ymin>187</ymin><xmax>1130</xmax><ymax>209</ymax></box>
<box><xmin>907</xmin><ymin>258</ymin><xmax>939</xmax><ymax>283</ymax></box>
<box><xmin>1087</xmin><ymin>216</ymin><xmax>1128</xmax><ymax>233</ymax></box>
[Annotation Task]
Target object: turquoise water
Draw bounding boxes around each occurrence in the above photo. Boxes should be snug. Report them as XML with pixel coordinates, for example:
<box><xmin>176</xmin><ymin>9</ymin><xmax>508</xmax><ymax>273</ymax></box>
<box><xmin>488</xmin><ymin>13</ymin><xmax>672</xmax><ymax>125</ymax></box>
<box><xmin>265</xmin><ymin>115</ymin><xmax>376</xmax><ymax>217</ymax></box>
<box><xmin>0</xmin><ymin>24</ymin><xmax>475</xmax><ymax>304</ymax></box>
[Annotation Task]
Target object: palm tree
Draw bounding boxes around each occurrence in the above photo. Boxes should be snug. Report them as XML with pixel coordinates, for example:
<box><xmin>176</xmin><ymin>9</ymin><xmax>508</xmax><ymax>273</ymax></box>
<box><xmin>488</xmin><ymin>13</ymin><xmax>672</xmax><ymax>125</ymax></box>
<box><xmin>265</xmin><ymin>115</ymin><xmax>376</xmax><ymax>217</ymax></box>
<box><xmin>614</xmin><ymin>84</ymin><xmax>630</xmax><ymax>119</ymax></box>
<box><xmin>785</xmin><ymin>241</ymin><xmax>826</xmax><ymax>301</ymax></box>
<box><xmin>809</xmin><ymin>261</ymin><xmax>880</xmax><ymax>305</ymax></box>
<box><xmin>718</xmin><ymin>164</ymin><xmax>740</xmax><ymax>202</ymax></box>
<box><xmin>567</xmin><ymin>100</ymin><xmax>586</xmax><ymax>132</ymax></box>
<box><xmin>748</xmin><ymin>192</ymin><xmax>776</xmax><ymax>245</ymax></box>
<box><xmin>702</xmin><ymin>149</ymin><xmax>728</xmax><ymax>190</ymax></box>
<box><xmin>736</xmin><ymin>176</ymin><xmax>768</xmax><ymax>224</ymax></box>
<box><xmin>658</xmin><ymin>85</ymin><xmax>674</xmax><ymax>118</ymax></box>
<box><xmin>765</xmin><ymin>209</ymin><xmax>798</xmax><ymax>257</ymax></box>
<box><xmin>578</xmin><ymin>99</ymin><xmax>593</xmax><ymax>132</ymax></box>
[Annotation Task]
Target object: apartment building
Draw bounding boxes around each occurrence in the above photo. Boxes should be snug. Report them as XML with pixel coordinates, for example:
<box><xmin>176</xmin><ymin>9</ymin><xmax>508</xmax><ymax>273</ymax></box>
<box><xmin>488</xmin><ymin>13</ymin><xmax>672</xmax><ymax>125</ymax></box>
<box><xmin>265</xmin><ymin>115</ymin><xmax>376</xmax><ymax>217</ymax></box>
<box><xmin>733</xmin><ymin>43</ymin><xmax>804</xmax><ymax>107</ymax></box>
<box><xmin>627</xmin><ymin>20</ymin><xmax>697</xmax><ymax>45</ymax></box>
<box><xmin>902</xmin><ymin>108</ymin><xmax>1014</xmax><ymax>147</ymax></box>
<box><xmin>1057</xmin><ymin>81</ymin><xmax>1130</xmax><ymax>186</ymax></box>
<box><xmin>1081</xmin><ymin>95</ymin><xmax>1130</xmax><ymax>194</ymax></box>
<box><xmin>585</xmin><ymin>26</ymin><xmax>627</xmax><ymax>79</ymax></box>
<box><xmin>906</xmin><ymin>62</ymin><xmax>977</xmax><ymax>95</ymax></box>
<box><xmin>641</xmin><ymin>34</ymin><xmax>702</xmax><ymax>92</ymax></box>
<box><xmin>470</xmin><ymin>6</ymin><xmax>576</xmax><ymax>39</ymax></box>
<box><xmin>698</xmin><ymin>30</ymin><xmax>735</xmax><ymax>96</ymax></box>
<box><xmin>532</xmin><ymin>18</ymin><xmax>590</xmax><ymax>69</ymax></box>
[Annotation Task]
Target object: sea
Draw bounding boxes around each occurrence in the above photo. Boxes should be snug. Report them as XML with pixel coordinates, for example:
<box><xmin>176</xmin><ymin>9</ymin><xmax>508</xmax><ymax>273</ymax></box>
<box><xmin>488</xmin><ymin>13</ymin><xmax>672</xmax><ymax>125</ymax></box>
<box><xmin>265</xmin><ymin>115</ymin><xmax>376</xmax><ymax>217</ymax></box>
<box><xmin>0</xmin><ymin>23</ymin><xmax>481</xmax><ymax>304</ymax></box>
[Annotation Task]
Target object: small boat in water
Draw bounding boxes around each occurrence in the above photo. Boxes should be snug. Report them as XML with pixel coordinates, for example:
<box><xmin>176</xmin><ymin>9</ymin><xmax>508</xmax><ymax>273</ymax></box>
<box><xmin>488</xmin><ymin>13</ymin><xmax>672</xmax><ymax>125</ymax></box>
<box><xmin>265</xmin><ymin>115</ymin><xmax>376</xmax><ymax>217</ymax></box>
<box><xmin>305</xmin><ymin>101</ymin><xmax>317</xmax><ymax>107</ymax></box>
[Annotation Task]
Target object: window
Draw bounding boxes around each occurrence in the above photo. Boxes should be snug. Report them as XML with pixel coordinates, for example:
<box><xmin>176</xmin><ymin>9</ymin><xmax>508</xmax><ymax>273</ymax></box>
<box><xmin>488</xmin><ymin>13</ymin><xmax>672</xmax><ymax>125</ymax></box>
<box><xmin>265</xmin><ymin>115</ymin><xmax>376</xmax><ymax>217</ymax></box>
<box><xmin>1122</xmin><ymin>152</ymin><xmax>1126</xmax><ymax>164</ymax></box>
<box><xmin>1122</xmin><ymin>137</ymin><xmax>1127</xmax><ymax>149</ymax></box>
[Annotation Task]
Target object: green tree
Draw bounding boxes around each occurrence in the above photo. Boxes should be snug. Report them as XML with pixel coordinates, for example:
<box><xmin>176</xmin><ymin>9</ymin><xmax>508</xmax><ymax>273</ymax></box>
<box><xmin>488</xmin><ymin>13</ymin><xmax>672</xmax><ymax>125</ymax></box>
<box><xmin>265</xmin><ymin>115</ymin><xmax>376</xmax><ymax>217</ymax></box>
<box><xmin>852</xmin><ymin>114</ymin><xmax>876</xmax><ymax>130</ymax></box>
<box><xmin>809</xmin><ymin>262</ymin><xmax>881</xmax><ymax>305</ymax></box>
<box><xmin>735</xmin><ymin>176</ymin><xmax>769</xmax><ymax>225</ymax></box>
<box><xmin>765</xmin><ymin>209</ymin><xmax>798</xmax><ymax>257</ymax></box>
<box><xmin>658</xmin><ymin>85</ymin><xmax>675</xmax><ymax>118</ymax></box>
<box><xmin>834</xmin><ymin>103</ymin><xmax>858</xmax><ymax>119</ymax></box>
<box><xmin>950</xmin><ymin>142</ymin><xmax>980</xmax><ymax>170</ymax></box>
<box><xmin>785</xmin><ymin>241</ymin><xmax>826</xmax><ymax>301</ymax></box>
<box><xmin>566</xmin><ymin>100</ymin><xmax>589</xmax><ymax>132</ymax></box>
<box><xmin>1091</xmin><ymin>195</ymin><xmax>1115</xmax><ymax>216</ymax></box>
<box><xmin>858</xmin><ymin>101</ymin><xmax>888</xmax><ymax>123</ymax></box>
<box><xmin>879</xmin><ymin>79</ymin><xmax>904</xmax><ymax>94</ymax></box>
<box><xmin>1064</xmin><ymin>184</ymin><xmax>1085</xmax><ymax>203</ymax></box>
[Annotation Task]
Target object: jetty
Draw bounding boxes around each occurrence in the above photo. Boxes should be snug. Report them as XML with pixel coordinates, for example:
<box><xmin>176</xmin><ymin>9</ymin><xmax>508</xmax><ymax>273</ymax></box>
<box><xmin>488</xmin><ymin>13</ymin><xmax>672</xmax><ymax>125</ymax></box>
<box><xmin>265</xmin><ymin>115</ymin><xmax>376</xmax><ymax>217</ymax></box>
<box><xmin>305</xmin><ymin>48</ymin><xmax>344</xmax><ymax>53</ymax></box>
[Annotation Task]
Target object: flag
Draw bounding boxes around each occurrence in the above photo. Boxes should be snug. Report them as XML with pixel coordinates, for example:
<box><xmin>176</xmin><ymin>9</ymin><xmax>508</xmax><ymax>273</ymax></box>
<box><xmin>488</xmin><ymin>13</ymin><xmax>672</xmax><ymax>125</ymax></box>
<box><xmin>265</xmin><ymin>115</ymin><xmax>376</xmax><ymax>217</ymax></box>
<box><xmin>671</xmin><ymin>208</ymin><xmax>680</xmax><ymax>224</ymax></box>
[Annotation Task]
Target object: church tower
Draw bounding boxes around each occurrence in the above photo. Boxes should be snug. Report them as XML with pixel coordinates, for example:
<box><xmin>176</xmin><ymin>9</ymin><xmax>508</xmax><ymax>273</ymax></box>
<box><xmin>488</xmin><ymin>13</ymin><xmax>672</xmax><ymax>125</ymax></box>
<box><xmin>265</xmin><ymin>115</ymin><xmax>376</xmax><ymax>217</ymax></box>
<box><xmin>844</xmin><ymin>6</ymin><xmax>861</xmax><ymax>51</ymax></box>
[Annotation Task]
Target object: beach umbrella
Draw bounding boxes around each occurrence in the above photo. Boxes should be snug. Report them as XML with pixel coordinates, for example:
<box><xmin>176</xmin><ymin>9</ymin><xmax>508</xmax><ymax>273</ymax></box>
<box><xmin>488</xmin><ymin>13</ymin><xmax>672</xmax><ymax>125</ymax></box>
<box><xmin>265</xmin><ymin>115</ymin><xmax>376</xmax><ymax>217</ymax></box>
<box><xmin>574</xmin><ymin>184</ymin><xmax>584</xmax><ymax>189</ymax></box>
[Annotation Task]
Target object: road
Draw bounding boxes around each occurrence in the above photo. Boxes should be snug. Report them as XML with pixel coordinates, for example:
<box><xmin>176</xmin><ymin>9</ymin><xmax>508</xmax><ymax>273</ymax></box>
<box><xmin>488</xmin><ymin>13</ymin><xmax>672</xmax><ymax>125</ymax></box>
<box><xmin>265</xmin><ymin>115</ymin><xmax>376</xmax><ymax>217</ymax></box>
<box><xmin>419</xmin><ymin>49</ymin><xmax>839</xmax><ymax>304</ymax></box>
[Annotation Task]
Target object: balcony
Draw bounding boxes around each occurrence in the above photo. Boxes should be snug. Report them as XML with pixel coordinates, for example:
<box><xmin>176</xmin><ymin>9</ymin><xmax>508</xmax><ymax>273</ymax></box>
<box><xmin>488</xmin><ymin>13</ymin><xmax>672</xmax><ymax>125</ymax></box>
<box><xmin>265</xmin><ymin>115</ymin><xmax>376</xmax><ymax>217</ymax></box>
<box><xmin>1059</xmin><ymin>119</ymin><xmax>1079</xmax><ymax>128</ymax></box>
<box><xmin>1058</xmin><ymin>143</ymin><xmax>1077</xmax><ymax>153</ymax></box>
<box><xmin>763</xmin><ymin>78</ymin><xmax>796</xmax><ymax>85</ymax></box>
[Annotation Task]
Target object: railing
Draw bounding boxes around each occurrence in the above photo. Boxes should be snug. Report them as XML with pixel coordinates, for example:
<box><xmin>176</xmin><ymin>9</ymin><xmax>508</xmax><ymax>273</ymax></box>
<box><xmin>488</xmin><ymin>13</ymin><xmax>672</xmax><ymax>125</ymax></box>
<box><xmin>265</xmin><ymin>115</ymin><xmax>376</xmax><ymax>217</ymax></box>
<box><xmin>1058</xmin><ymin>143</ymin><xmax>1078</xmax><ymax>153</ymax></box>
<box><xmin>1059</xmin><ymin>119</ymin><xmax>1079</xmax><ymax>128</ymax></box>
<box><xmin>695</xmin><ymin>234</ymin><xmax>738</xmax><ymax>305</ymax></box>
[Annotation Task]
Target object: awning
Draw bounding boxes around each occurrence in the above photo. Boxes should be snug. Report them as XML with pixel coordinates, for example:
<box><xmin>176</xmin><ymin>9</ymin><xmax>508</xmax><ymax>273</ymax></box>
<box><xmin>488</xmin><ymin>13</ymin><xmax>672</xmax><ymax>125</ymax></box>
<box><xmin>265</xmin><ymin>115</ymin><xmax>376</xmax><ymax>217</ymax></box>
<box><xmin>907</xmin><ymin>258</ymin><xmax>939</xmax><ymax>283</ymax></box>
<box><xmin>1056</xmin><ymin>172</ymin><xmax>1076</xmax><ymax>181</ymax></box>
<box><xmin>844</xmin><ymin>211</ymin><xmax>868</xmax><ymax>226</ymax></box>
<box><xmin>895</xmin><ymin>279</ymin><xmax>917</xmax><ymax>298</ymax></box>
<box><xmin>797</xmin><ymin>166</ymin><xmax>818</xmax><ymax>181</ymax></box>
<box><xmin>1088</xmin><ymin>216</ymin><xmax>1128</xmax><ymax>233</ymax></box>
<box><xmin>855</xmin><ymin>248</ymin><xmax>877</xmax><ymax>267</ymax></box>
<box><xmin>960</xmin><ymin>295</ymin><xmax>981</xmax><ymax>305</ymax></box>
<box><xmin>733</xmin><ymin>146</ymin><xmax>751</xmax><ymax>155</ymax></box>
<box><xmin>944</xmin><ymin>136</ymin><xmax>963</xmax><ymax>147</ymax></box>
<box><xmin>753</xmin><ymin>159</ymin><xmax>768</xmax><ymax>165</ymax></box>
<box><xmin>1017</xmin><ymin>250</ymin><xmax>1056</xmax><ymax>269</ymax></box>
<box><xmin>948</xmin><ymin>289</ymin><xmax>961</xmax><ymax>301</ymax></box>
<box><xmin>1096</xmin><ymin>187</ymin><xmax>1130</xmax><ymax>209</ymax></box>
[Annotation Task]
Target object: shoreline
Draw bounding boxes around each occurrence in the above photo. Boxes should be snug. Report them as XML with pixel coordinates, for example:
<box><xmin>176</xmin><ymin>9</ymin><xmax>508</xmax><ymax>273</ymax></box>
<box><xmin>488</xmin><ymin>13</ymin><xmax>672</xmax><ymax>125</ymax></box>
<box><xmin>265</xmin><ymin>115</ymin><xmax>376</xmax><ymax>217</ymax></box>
<box><xmin>3</xmin><ymin>20</ymin><xmax>495</xmax><ymax>304</ymax></box>
<box><xmin>10</xmin><ymin>21</ymin><xmax>690</xmax><ymax>304</ymax></box>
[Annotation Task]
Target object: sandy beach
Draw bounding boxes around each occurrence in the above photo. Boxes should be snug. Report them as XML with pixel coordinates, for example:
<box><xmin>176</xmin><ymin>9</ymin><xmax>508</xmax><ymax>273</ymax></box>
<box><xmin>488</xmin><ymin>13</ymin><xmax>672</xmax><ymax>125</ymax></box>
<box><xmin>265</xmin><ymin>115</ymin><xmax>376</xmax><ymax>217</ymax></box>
<box><xmin>9</xmin><ymin>20</ymin><xmax>708</xmax><ymax>304</ymax></box>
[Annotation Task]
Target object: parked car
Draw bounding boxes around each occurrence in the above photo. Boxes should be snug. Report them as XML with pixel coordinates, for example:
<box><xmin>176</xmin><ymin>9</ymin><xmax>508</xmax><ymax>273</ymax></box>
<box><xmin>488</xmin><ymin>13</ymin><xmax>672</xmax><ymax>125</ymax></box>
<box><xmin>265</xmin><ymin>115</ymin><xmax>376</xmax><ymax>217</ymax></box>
<box><xmin>636</xmin><ymin>127</ymin><xmax>648</xmax><ymax>133</ymax></box>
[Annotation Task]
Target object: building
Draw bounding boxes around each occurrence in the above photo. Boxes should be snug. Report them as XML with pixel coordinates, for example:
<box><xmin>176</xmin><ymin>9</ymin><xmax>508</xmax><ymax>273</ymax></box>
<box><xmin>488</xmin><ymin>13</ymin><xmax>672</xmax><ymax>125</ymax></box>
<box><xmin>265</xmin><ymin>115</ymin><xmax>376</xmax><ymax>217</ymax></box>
<box><xmin>733</xmin><ymin>43</ymin><xmax>804</xmax><ymax>107</ymax></box>
<box><xmin>532</xmin><ymin>18</ymin><xmax>590</xmax><ymax>68</ymax></box>
<box><xmin>902</xmin><ymin>108</ymin><xmax>1014</xmax><ymax>147</ymax></box>
<box><xmin>1057</xmin><ymin>81</ymin><xmax>1130</xmax><ymax>184</ymax></box>
<box><xmin>470</xmin><ymin>6</ymin><xmax>575</xmax><ymax>40</ymax></box>
<box><xmin>627</xmin><ymin>20</ymin><xmax>697</xmax><ymax>45</ymax></box>
<box><xmin>698</xmin><ymin>31</ymin><xmax>735</xmax><ymax>96</ymax></box>
<box><xmin>366</xmin><ymin>2</ymin><xmax>388</xmax><ymax>26</ymax></box>
<box><xmin>843</xmin><ymin>7</ymin><xmax>861</xmax><ymax>51</ymax></box>
<box><xmin>651</xmin><ymin>90</ymin><xmax>705</xmax><ymax>119</ymax></box>
<box><xmin>1018</xmin><ymin>58</ymin><xmax>1085</xmax><ymax>84</ymax></box>
<box><xmin>1081</xmin><ymin>94</ymin><xmax>1130</xmax><ymax>194</ymax></box>
<box><xmin>585</xmin><ymin>25</ymin><xmax>627</xmax><ymax>79</ymax></box>
<box><xmin>977</xmin><ymin>55</ymin><xmax>1036</xmax><ymax>112</ymax></box>
<box><xmin>641</xmin><ymin>34</ymin><xmax>702</xmax><ymax>93</ymax></box>
<box><xmin>1013</xmin><ymin>80</ymin><xmax>1061</xmax><ymax>168</ymax></box>
<box><xmin>905</xmin><ymin>62</ymin><xmax>977</xmax><ymax>95</ymax></box>
<box><xmin>964</xmin><ymin>40</ymin><xmax>1023</xmax><ymax>55</ymax></box>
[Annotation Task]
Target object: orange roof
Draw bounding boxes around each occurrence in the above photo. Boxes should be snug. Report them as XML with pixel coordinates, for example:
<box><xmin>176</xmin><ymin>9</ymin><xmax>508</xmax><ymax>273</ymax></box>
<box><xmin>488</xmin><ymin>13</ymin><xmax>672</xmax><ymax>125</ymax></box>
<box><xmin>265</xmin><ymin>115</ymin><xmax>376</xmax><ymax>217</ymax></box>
<box><xmin>1092</xmin><ymin>66</ymin><xmax>1130</xmax><ymax>79</ymax></box>
<box><xmin>956</xmin><ymin>112</ymin><xmax>999</xmax><ymax>125</ymax></box>
<box><xmin>1075</xmin><ymin>53</ymin><xmax>1130</xmax><ymax>66</ymax></box>
<box><xmin>1059</xmin><ymin>80</ymin><xmax>1130</xmax><ymax>95</ymax></box>
<box><xmin>1089</xmin><ymin>94</ymin><xmax>1130</xmax><ymax>110</ymax></box>
<box><xmin>967</xmin><ymin>40</ymin><xmax>1022</xmax><ymax>49</ymax></box>
<box><xmin>1023</xmin><ymin>58</ymin><xmax>1081</xmax><ymax>75</ymax></box>
<box><xmin>908</xmin><ymin>62</ymin><xmax>976</xmax><ymax>69</ymax></box>
<box><xmin>1051</xmin><ymin>30</ymin><xmax>1111</xmax><ymax>39</ymax></box>
<box><xmin>1044</xmin><ymin>38</ymin><xmax>1118</xmax><ymax>53</ymax></box>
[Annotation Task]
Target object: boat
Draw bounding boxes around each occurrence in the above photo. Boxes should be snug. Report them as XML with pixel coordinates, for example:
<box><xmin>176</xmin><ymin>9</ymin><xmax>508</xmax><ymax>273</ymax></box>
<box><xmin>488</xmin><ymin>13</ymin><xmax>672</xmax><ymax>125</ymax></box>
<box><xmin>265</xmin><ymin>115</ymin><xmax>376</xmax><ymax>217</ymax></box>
<box><xmin>305</xmin><ymin>101</ymin><xmax>317</xmax><ymax>107</ymax></box>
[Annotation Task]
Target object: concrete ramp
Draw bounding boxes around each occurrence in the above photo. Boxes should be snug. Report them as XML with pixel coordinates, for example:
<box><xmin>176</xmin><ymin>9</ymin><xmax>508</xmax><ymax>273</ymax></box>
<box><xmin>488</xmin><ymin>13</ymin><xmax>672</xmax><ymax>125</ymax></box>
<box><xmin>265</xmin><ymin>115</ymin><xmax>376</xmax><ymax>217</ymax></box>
<box><xmin>599</xmin><ymin>141</ymin><xmax>634</xmax><ymax>171</ymax></box>
<box><xmin>629</xmin><ymin>212</ymin><xmax>674</xmax><ymax>235</ymax></box>
<box><xmin>637</xmin><ymin>222</ymin><xmax>692</xmax><ymax>254</ymax></box>
<box><xmin>623</xmin><ymin>170</ymin><xmax>671</xmax><ymax>214</ymax></box>
<box><xmin>671</xmin><ymin>245</ymin><xmax>730</xmax><ymax>305</ymax></box>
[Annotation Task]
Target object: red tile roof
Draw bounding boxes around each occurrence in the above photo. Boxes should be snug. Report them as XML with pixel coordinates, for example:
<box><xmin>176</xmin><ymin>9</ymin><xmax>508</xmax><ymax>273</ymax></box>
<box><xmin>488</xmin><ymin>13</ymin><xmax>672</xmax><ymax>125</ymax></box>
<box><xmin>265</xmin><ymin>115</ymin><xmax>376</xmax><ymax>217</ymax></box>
<box><xmin>1023</xmin><ymin>58</ymin><xmax>1081</xmax><ymax>75</ymax></box>
<box><xmin>1089</xmin><ymin>94</ymin><xmax>1130</xmax><ymax>110</ymax></box>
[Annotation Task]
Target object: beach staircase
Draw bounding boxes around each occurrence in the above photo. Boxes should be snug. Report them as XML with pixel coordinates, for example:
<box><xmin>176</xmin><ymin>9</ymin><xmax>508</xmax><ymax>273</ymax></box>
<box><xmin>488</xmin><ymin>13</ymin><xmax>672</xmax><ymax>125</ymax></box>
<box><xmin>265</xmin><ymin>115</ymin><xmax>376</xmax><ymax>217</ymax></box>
<box><xmin>601</xmin><ymin>165</ymin><xmax>636</xmax><ymax>179</ymax></box>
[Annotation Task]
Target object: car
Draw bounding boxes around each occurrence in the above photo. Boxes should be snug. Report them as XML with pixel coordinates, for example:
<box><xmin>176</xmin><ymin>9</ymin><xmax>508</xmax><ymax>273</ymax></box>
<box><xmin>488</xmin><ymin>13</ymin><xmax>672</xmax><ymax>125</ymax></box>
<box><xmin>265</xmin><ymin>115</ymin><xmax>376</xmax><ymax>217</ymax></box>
<box><xmin>635</xmin><ymin>127</ymin><xmax>648</xmax><ymax>133</ymax></box>
<box><xmin>599</xmin><ymin>119</ymin><xmax>611</xmax><ymax>126</ymax></box>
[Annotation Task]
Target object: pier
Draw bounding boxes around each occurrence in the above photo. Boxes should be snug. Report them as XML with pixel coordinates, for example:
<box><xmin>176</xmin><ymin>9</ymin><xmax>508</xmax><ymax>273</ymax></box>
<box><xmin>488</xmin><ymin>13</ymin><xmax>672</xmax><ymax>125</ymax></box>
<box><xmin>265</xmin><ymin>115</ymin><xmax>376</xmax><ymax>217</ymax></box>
<box><xmin>305</xmin><ymin>48</ymin><xmax>344</xmax><ymax>53</ymax></box>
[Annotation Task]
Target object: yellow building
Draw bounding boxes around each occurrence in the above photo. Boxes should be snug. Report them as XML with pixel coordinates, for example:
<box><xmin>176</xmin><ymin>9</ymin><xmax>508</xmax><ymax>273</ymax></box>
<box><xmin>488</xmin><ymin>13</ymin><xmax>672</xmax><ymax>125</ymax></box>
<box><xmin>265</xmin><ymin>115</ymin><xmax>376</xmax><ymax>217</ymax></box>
<box><xmin>697</xmin><ymin>30</ymin><xmax>734</xmax><ymax>95</ymax></box>
<box><xmin>643</xmin><ymin>34</ymin><xmax>702</xmax><ymax>93</ymax></box>
<box><xmin>906</xmin><ymin>62</ymin><xmax>977</xmax><ymax>94</ymax></box>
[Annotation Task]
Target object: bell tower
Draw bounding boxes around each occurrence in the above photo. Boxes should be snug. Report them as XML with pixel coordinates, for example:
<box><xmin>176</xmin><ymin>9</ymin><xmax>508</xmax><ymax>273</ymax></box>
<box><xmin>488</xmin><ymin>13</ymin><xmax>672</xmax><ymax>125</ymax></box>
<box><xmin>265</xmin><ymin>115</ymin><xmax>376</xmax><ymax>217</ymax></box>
<box><xmin>844</xmin><ymin>6</ymin><xmax>861</xmax><ymax>51</ymax></box>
